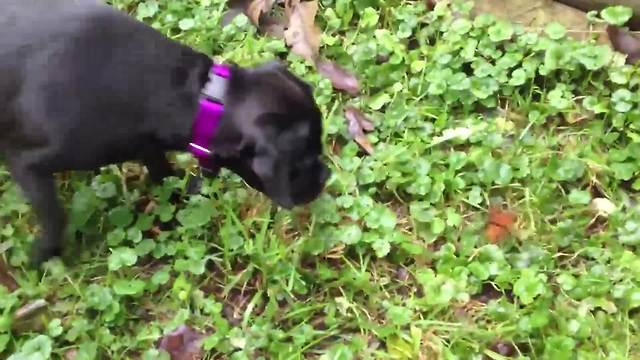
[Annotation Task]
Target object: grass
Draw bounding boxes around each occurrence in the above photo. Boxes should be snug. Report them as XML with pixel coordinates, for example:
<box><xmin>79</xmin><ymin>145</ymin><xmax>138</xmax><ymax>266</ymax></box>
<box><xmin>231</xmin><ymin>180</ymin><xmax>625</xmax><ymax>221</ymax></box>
<box><xmin>1</xmin><ymin>0</ymin><xmax>640</xmax><ymax>359</ymax></box>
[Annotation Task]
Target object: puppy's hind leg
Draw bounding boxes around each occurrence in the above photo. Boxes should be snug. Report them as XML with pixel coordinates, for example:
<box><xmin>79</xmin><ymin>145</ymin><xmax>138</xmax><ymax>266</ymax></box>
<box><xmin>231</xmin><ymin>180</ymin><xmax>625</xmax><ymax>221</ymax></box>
<box><xmin>8</xmin><ymin>162</ymin><xmax>66</xmax><ymax>267</ymax></box>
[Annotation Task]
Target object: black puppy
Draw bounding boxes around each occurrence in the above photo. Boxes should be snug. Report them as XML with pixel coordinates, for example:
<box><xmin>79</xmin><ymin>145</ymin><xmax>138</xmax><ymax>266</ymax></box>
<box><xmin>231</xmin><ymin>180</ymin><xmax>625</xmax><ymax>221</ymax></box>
<box><xmin>0</xmin><ymin>1</ymin><xmax>329</xmax><ymax>266</ymax></box>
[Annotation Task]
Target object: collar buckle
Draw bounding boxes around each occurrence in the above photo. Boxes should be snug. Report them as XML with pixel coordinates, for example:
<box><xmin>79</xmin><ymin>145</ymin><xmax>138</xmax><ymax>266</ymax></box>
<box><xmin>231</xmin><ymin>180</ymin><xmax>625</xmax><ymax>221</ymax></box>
<box><xmin>188</xmin><ymin>63</ymin><xmax>231</xmax><ymax>170</ymax></box>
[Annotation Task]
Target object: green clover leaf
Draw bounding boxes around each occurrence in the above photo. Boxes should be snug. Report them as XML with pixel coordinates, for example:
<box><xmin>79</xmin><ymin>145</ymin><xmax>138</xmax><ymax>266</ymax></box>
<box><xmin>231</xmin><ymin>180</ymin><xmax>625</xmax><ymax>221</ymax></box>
<box><xmin>601</xmin><ymin>5</ymin><xmax>633</xmax><ymax>26</ymax></box>
<box><xmin>544</xmin><ymin>22</ymin><xmax>567</xmax><ymax>40</ymax></box>
<box><xmin>568</xmin><ymin>189</ymin><xmax>591</xmax><ymax>205</ymax></box>
<box><xmin>108</xmin><ymin>206</ymin><xmax>134</xmax><ymax>228</ymax></box>
<box><xmin>488</xmin><ymin>21</ymin><xmax>514</xmax><ymax>42</ymax></box>
<box><xmin>108</xmin><ymin>247</ymin><xmax>138</xmax><ymax>271</ymax></box>
<box><xmin>514</xmin><ymin>269</ymin><xmax>548</xmax><ymax>305</ymax></box>
<box><xmin>113</xmin><ymin>279</ymin><xmax>146</xmax><ymax>296</ymax></box>
<box><xmin>178</xmin><ymin>18</ymin><xmax>195</xmax><ymax>31</ymax></box>
<box><xmin>136</xmin><ymin>0</ymin><xmax>159</xmax><ymax>19</ymax></box>
<box><xmin>8</xmin><ymin>335</ymin><xmax>53</xmax><ymax>360</ymax></box>
<box><xmin>612</xmin><ymin>89</ymin><xmax>634</xmax><ymax>113</ymax></box>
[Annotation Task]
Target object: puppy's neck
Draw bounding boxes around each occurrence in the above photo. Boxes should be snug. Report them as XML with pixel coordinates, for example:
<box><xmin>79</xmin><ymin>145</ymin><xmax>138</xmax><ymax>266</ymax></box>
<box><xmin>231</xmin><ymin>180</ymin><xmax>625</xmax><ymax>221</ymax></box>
<box><xmin>188</xmin><ymin>63</ymin><xmax>231</xmax><ymax>170</ymax></box>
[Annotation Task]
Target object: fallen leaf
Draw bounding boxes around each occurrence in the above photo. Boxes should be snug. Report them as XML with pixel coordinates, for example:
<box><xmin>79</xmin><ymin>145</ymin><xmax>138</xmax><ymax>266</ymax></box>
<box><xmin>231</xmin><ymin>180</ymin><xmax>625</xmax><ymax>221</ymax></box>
<box><xmin>12</xmin><ymin>299</ymin><xmax>49</xmax><ymax>333</ymax></box>
<box><xmin>606</xmin><ymin>25</ymin><xmax>640</xmax><ymax>64</ymax></box>
<box><xmin>563</xmin><ymin>110</ymin><xmax>591</xmax><ymax>124</ymax></box>
<box><xmin>14</xmin><ymin>299</ymin><xmax>48</xmax><ymax>320</ymax></box>
<box><xmin>65</xmin><ymin>349</ymin><xmax>78</xmax><ymax>360</ymax></box>
<box><xmin>246</xmin><ymin>0</ymin><xmax>276</xmax><ymax>25</ymax></box>
<box><xmin>150</xmin><ymin>226</ymin><xmax>162</xmax><ymax>238</ymax></box>
<box><xmin>260</xmin><ymin>14</ymin><xmax>286</xmax><ymax>38</ymax></box>
<box><xmin>344</xmin><ymin>106</ymin><xmax>375</xmax><ymax>155</ymax></box>
<box><xmin>430</xmin><ymin>126</ymin><xmax>479</xmax><ymax>147</ymax></box>
<box><xmin>345</xmin><ymin>107</ymin><xmax>374</xmax><ymax>132</ymax></box>
<box><xmin>144</xmin><ymin>199</ymin><xmax>157</xmax><ymax>214</ymax></box>
<box><xmin>222</xmin><ymin>0</ymin><xmax>285</xmax><ymax>38</ymax></box>
<box><xmin>586</xmin><ymin>215</ymin><xmax>608</xmax><ymax>236</ymax></box>
<box><xmin>396</xmin><ymin>267</ymin><xmax>410</xmax><ymax>282</ymax></box>
<box><xmin>284</xmin><ymin>0</ymin><xmax>322</xmax><ymax>62</ymax></box>
<box><xmin>224</xmin><ymin>0</ymin><xmax>275</xmax><ymax>26</ymax></box>
<box><xmin>485</xmin><ymin>207</ymin><xmax>517</xmax><ymax>243</ymax></box>
<box><xmin>489</xmin><ymin>341</ymin><xmax>517</xmax><ymax>357</ymax></box>
<box><xmin>157</xmin><ymin>325</ymin><xmax>205</xmax><ymax>360</ymax></box>
<box><xmin>123</xmin><ymin>162</ymin><xmax>145</xmax><ymax>182</ymax></box>
<box><xmin>0</xmin><ymin>257</ymin><xmax>18</xmax><ymax>292</ymax></box>
<box><xmin>283</xmin><ymin>0</ymin><xmax>298</xmax><ymax>19</ymax></box>
<box><xmin>589</xmin><ymin>197</ymin><xmax>616</xmax><ymax>216</ymax></box>
<box><xmin>316</xmin><ymin>59</ymin><xmax>360</xmax><ymax>95</ymax></box>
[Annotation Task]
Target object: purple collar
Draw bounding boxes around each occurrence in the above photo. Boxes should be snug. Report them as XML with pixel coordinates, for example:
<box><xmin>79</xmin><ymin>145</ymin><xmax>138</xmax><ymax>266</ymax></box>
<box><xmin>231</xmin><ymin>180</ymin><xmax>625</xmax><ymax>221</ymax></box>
<box><xmin>189</xmin><ymin>63</ymin><xmax>231</xmax><ymax>170</ymax></box>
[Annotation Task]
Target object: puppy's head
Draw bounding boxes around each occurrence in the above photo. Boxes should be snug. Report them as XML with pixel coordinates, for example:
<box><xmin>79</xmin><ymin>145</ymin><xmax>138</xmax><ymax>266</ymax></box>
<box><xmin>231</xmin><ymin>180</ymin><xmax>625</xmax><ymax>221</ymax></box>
<box><xmin>210</xmin><ymin>61</ymin><xmax>330</xmax><ymax>209</ymax></box>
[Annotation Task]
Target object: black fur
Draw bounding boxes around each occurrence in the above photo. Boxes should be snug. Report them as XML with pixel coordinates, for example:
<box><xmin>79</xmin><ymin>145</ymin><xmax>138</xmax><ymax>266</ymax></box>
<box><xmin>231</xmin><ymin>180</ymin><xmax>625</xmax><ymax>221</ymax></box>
<box><xmin>0</xmin><ymin>1</ymin><xmax>329</xmax><ymax>266</ymax></box>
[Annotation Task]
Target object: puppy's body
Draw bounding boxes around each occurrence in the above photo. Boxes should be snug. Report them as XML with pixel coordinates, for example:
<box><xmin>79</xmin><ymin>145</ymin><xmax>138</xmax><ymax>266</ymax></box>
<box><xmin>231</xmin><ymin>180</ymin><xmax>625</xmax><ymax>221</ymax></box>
<box><xmin>2</xmin><ymin>2</ymin><xmax>199</xmax><ymax>165</ymax></box>
<box><xmin>0</xmin><ymin>1</ymin><xmax>328</xmax><ymax>265</ymax></box>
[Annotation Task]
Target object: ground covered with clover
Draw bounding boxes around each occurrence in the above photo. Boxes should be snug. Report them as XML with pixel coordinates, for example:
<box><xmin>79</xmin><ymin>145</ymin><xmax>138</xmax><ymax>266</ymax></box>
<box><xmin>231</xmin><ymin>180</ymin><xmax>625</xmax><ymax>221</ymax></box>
<box><xmin>1</xmin><ymin>0</ymin><xmax>640</xmax><ymax>359</ymax></box>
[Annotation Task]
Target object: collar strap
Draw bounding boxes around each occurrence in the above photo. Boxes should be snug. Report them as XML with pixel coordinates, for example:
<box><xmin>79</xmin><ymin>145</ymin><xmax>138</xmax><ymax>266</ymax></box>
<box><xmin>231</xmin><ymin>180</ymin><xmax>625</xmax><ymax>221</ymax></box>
<box><xmin>189</xmin><ymin>64</ymin><xmax>231</xmax><ymax>170</ymax></box>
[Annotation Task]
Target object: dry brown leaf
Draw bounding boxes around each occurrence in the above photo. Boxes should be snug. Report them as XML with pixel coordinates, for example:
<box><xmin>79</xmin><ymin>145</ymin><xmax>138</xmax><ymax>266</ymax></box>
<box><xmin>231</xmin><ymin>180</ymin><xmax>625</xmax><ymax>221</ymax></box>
<box><xmin>284</xmin><ymin>0</ymin><xmax>300</xmax><ymax>19</ymax></box>
<box><xmin>316</xmin><ymin>59</ymin><xmax>360</xmax><ymax>95</ymax></box>
<box><xmin>564</xmin><ymin>111</ymin><xmax>591</xmax><ymax>124</ymax></box>
<box><xmin>489</xmin><ymin>341</ymin><xmax>517</xmax><ymax>357</ymax></box>
<box><xmin>144</xmin><ymin>200</ymin><xmax>157</xmax><ymax>214</ymax></box>
<box><xmin>485</xmin><ymin>207</ymin><xmax>517</xmax><ymax>243</ymax></box>
<box><xmin>607</xmin><ymin>25</ymin><xmax>640</xmax><ymax>64</ymax></box>
<box><xmin>150</xmin><ymin>226</ymin><xmax>162</xmax><ymax>238</ymax></box>
<box><xmin>0</xmin><ymin>257</ymin><xmax>18</xmax><ymax>292</ymax></box>
<box><xmin>224</xmin><ymin>0</ymin><xmax>276</xmax><ymax>26</ymax></box>
<box><xmin>64</xmin><ymin>349</ymin><xmax>78</xmax><ymax>360</ymax></box>
<box><xmin>14</xmin><ymin>299</ymin><xmax>48</xmax><ymax>320</ymax></box>
<box><xmin>12</xmin><ymin>299</ymin><xmax>49</xmax><ymax>333</ymax></box>
<box><xmin>589</xmin><ymin>197</ymin><xmax>616</xmax><ymax>217</ymax></box>
<box><xmin>344</xmin><ymin>106</ymin><xmax>375</xmax><ymax>155</ymax></box>
<box><xmin>284</xmin><ymin>0</ymin><xmax>321</xmax><ymax>62</ymax></box>
<box><xmin>223</xmin><ymin>0</ymin><xmax>285</xmax><ymax>38</ymax></box>
<box><xmin>260</xmin><ymin>15</ymin><xmax>286</xmax><ymax>38</ymax></box>
<box><xmin>246</xmin><ymin>0</ymin><xmax>276</xmax><ymax>26</ymax></box>
<box><xmin>157</xmin><ymin>325</ymin><xmax>206</xmax><ymax>360</ymax></box>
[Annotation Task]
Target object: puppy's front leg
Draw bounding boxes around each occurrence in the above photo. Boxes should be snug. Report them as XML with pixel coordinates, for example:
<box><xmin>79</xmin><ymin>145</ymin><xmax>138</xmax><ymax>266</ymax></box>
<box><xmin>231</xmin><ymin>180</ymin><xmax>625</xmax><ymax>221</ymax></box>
<box><xmin>143</xmin><ymin>153</ymin><xmax>175</xmax><ymax>184</ymax></box>
<box><xmin>9</xmin><ymin>163</ymin><xmax>65</xmax><ymax>266</ymax></box>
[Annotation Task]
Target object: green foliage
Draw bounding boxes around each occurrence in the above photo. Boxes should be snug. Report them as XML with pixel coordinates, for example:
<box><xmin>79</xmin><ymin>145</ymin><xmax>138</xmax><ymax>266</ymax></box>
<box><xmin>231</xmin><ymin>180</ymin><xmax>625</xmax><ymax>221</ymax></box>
<box><xmin>600</xmin><ymin>5</ymin><xmax>634</xmax><ymax>26</ymax></box>
<box><xmin>1</xmin><ymin>0</ymin><xmax>639</xmax><ymax>358</ymax></box>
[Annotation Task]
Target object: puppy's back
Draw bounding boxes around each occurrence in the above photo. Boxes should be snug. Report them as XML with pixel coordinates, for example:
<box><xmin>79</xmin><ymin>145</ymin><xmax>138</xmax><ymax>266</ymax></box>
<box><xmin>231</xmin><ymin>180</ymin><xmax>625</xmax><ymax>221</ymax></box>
<box><xmin>0</xmin><ymin>0</ymin><xmax>107</xmax><ymax>53</ymax></box>
<box><xmin>0</xmin><ymin>0</ymin><xmax>209</xmax><ymax>157</ymax></box>
<box><xmin>0</xmin><ymin>0</ymin><xmax>108</xmax><ymax>133</ymax></box>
